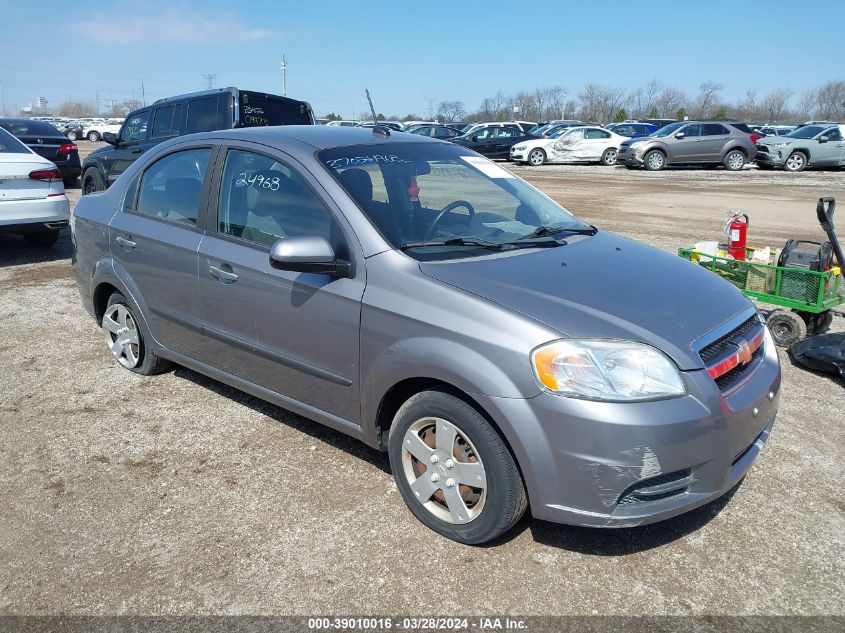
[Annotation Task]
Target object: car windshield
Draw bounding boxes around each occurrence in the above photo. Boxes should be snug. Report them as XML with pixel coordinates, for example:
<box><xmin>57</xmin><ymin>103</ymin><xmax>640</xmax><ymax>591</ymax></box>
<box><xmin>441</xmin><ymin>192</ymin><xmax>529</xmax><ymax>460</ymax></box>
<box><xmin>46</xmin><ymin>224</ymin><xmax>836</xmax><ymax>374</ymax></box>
<box><xmin>785</xmin><ymin>125</ymin><xmax>826</xmax><ymax>139</ymax></box>
<box><xmin>319</xmin><ymin>142</ymin><xmax>591</xmax><ymax>259</ymax></box>
<box><xmin>549</xmin><ymin>128</ymin><xmax>573</xmax><ymax>139</ymax></box>
<box><xmin>651</xmin><ymin>121</ymin><xmax>685</xmax><ymax>137</ymax></box>
<box><xmin>0</xmin><ymin>127</ymin><xmax>31</xmax><ymax>153</ymax></box>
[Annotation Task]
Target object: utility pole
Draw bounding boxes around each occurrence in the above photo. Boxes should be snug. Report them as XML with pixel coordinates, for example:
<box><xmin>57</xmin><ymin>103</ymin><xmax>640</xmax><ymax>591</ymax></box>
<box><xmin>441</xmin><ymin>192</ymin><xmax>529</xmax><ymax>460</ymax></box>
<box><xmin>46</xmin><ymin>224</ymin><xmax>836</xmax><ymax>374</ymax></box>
<box><xmin>280</xmin><ymin>54</ymin><xmax>287</xmax><ymax>97</ymax></box>
<box><xmin>0</xmin><ymin>83</ymin><xmax>7</xmax><ymax>117</ymax></box>
<box><xmin>202</xmin><ymin>73</ymin><xmax>217</xmax><ymax>89</ymax></box>
<box><xmin>141</xmin><ymin>82</ymin><xmax>146</xmax><ymax>106</ymax></box>
<box><xmin>425</xmin><ymin>97</ymin><xmax>436</xmax><ymax>120</ymax></box>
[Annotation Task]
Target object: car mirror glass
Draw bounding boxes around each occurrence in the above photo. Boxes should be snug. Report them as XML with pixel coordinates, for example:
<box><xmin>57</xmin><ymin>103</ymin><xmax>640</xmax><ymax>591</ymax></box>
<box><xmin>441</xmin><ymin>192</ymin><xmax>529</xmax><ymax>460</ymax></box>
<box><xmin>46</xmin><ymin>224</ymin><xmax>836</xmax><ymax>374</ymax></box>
<box><xmin>269</xmin><ymin>236</ymin><xmax>348</xmax><ymax>277</ymax></box>
<box><xmin>819</xmin><ymin>136</ymin><xmax>829</xmax><ymax>143</ymax></box>
<box><xmin>674</xmin><ymin>132</ymin><xmax>685</xmax><ymax>139</ymax></box>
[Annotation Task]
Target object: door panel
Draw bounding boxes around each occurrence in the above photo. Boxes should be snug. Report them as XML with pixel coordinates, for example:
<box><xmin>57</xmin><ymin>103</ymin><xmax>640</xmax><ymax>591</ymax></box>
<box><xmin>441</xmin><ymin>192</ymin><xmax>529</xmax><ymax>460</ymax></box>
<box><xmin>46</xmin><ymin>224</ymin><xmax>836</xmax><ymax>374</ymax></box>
<box><xmin>699</xmin><ymin>124</ymin><xmax>730</xmax><ymax>161</ymax></box>
<box><xmin>108</xmin><ymin>145</ymin><xmax>214</xmax><ymax>356</ymax></box>
<box><xmin>106</xmin><ymin>110</ymin><xmax>154</xmax><ymax>183</ymax></box>
<box><xmin>670</xmin><ymin>124</ymin><xmax>703</xmax><ymax>161</ymax></box>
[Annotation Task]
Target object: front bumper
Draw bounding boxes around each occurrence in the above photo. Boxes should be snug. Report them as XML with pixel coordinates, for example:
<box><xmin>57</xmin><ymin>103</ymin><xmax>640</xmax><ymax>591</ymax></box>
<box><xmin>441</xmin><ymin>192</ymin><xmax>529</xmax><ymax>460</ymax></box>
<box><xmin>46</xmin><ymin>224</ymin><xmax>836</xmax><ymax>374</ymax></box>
<box><xmin>617</xmin><ymin>146</ymin><xmax>645</xmax><ymax>166</ymax></box>
<box><xmin>474</xmin><ymin>336</ymin><xmax>781</xmax><ymax>528</ymax></box>
<box><xmin>509</xmin><ymin>148</ymin><xmax>527</xmax><ymax>162</ymax></box>
<box><xmin>754</xmin><ymin>149</ymin><xmax>786</xmax><ymax>168</ymax></box>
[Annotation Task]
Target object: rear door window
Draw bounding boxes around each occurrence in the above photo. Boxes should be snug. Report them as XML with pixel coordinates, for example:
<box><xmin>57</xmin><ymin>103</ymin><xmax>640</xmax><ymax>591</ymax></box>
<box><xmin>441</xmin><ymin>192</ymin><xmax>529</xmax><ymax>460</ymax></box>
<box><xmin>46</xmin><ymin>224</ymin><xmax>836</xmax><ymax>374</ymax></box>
<box><xmin>585</xmin><ymin>129</ymin><xmax>611</xmax><ymax>139</ymax></box>
<box><xmin>135</xmin><ymin>148</ymin><xmax>212</xmax><ymax>226</ymax></box>
<box><xmin>702</xmin><ymin>123</ymin><xmax>729</xmax><ymax>136</ymax></box>
<box><xmin>151</xmin><ymin>103</ymin><xmax>183</xmax><ymax>139</ymax></box>
<box><xmin>187</xmin><ymin>97</ymin><xmax>225</xmax><ymax>134</ymax></box>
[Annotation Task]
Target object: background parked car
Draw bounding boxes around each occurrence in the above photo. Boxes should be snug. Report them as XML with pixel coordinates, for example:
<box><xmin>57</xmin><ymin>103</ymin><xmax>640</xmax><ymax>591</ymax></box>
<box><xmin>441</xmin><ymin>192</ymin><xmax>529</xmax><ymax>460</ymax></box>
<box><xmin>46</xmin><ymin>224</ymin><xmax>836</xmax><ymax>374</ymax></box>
<box><xmin>61</xmin><ymin>122</ymin><xmax>86</xmax><ymax>141</ymax></box>
<box><xmin>510</xmin><ymin>126</ymin><xmax>626</xmax><ymax>166</ymax></box>
<box><xmin>756</xmin><ymin>125</ymin><xmax>796</xmax><ymax>137</ymax></box>
<box><xmin>605</xmin><ymin>122</ymin><xmax>658</xmax><ymax>138</ymax></box>
<box><xmin>537</xmin><ymin>121</ymin><xmax>592</xmax><ymax>137</ymax></box>
<box><xmin>451</xmin><ymin>125</ymin><xmax>539</xmax><ymax>159</ymax></box>
<box><xmin>617</xmin><ymin>120</ymin><xmax>758</xmax><ymax>171</ymax></box>
<box><xmin>0</xmin><ymin>126</ymin><xmax>70</xmax><ymax>247</ymax></box>
<box><xmin>463</xmin><ymin>121</ymin><xmax>535</xmax><ymax>136</ymax></box>
<box><xmin>82</xmin><ymin>118</ymin><xmax>124</xmax><ymax>142</ymax></box>
<box><xmin>81</xmin><ymin>87</ymin><xmax>315</xmax><ymax>194</ymax></box>
<box><xmin>407</xmin><ymin>124</ymin><xmax>462</xmax><ymax>139</ymax></box>
<box><xmin>755</xmin><ymin>123</ymin><xmax>845</xmax><ymax>172</ymax></box>
<box><xmin>0</xmin><ymin>118</ymin><xmax>81</xmax><ymax>187</ymax></box>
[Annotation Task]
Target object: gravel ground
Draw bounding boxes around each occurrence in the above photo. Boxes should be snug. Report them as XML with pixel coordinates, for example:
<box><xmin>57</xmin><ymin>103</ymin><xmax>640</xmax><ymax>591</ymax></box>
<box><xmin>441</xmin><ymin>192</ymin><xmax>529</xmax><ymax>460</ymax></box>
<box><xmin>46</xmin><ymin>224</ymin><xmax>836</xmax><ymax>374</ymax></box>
<box><xmin>0</xmin><ymin>148</ymin><xmax>843</xmax><ymax>616</ymax></box>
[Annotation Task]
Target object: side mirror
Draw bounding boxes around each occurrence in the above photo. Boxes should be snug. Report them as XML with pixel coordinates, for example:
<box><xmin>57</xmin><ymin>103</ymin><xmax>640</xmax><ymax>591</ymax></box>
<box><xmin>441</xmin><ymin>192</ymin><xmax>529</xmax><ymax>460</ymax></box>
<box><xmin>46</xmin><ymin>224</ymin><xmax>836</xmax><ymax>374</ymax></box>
<box><xmin>819</xmin><ymin>135</ymin><xmax>829</xmax><ymax>144</ymax></box>
<box><xmin>269</xmin><ymin>236</ymin><xmax>349</xmax><ymax>277</ymax></box>
<box><xmin>103</xmin><ymin>132</ymin><xmax>118</xmax><ymax>145</ymax></box>
<box><xmin>674</xmin><ymin>132</ymin><xmax>685</xmax><ymax>139</ymax></box>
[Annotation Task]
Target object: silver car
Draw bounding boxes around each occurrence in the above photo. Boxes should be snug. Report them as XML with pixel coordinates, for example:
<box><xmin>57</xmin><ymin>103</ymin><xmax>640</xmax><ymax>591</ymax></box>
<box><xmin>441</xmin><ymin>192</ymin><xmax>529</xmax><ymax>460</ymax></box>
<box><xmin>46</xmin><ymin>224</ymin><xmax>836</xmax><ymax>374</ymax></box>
<box><xmin>618</xmin><ymin>120</ymin><xmax>758</xmax><ymax>171</ymax></box>
<box><xmin>72</xmin><ymin>127</ymin><xmax>781</xmax><ymax>544</ymax></box>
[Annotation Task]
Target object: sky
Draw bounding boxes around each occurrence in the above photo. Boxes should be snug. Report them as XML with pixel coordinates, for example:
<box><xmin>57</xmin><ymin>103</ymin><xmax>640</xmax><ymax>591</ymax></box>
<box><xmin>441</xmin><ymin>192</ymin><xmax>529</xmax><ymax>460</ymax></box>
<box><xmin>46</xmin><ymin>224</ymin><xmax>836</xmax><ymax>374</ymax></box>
<box><xmin>1</xmin><ymin>0</ymin><xmax>843</xmax><ymax>119</ymax></box>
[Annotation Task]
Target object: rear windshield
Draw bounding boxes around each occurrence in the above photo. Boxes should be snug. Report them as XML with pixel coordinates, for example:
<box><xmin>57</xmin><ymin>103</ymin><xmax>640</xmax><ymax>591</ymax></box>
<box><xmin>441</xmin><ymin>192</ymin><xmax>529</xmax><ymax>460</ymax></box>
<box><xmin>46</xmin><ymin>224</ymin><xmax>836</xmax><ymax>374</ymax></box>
<box><xmin>0</xmin><ymin>120</ymin><xmax>60</xmax><ymax>136</ymax></box>
<box><xmin>238</xmin><ymin>92</ymin><xmax>312</xmax><ymax>127</ymax></box>
<box><xmin>0</xmin><ymin>127</ymin><xmax>31</xmax><ymax>153</ymax></box>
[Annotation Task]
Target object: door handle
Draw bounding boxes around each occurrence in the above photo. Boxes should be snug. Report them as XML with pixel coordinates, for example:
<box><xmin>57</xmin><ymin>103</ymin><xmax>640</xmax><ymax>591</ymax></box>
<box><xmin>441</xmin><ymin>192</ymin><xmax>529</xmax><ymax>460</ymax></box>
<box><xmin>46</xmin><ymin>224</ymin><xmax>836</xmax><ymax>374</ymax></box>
<box><xmin>208</xmin><ymin>264</ymin><xmax>238</xmax><ymax>283</ymax></box>
<box><xmin>131</xmin><ymin>148</ymin><xmax>143</xmax><ymax>154</ymax></box>
<box><xmin>115</xmin><ymin>236</ymin><xmax>136</xmax><ymax>250</ymax></box>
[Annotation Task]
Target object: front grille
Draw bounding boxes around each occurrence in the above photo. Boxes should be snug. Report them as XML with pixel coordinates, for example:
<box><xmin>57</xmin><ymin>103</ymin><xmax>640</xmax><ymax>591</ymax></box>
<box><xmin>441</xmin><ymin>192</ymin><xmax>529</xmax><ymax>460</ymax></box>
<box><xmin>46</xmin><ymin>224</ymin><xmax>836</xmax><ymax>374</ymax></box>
<box><xmin>756</xmin><ymin>144</ymin><xmax>769</xmax><ymax>153</ymax></box>
<box><xmin>616</xmin><ymin>469</ymin><xmax>692</xmax><ymax>506</ymax></box>
<box><xmin>699</xmin><ymin>316</ymin><xmax>758</xmax><ymax>364</ymax></box>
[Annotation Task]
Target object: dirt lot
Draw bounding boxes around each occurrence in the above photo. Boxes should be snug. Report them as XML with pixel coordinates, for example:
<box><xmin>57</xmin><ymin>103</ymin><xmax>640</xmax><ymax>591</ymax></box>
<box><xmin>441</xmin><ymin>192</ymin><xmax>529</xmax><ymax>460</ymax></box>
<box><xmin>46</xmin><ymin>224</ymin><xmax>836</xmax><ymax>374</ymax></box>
<box><xmin>1</xmin><ymin>143</ymin><xmax>843</xmax><ymax>616</ymax></box>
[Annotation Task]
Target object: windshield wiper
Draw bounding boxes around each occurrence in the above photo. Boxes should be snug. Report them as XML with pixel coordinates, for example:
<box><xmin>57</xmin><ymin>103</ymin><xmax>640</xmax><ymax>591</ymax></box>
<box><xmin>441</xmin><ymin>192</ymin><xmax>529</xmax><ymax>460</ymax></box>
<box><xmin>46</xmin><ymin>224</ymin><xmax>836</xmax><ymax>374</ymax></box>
<box><xmin>399</xmin><ymin>237</ymin><xmax>507</xmax><ymax>250</ymax></box>
<box><xmin>515</xmin><ymin>225</ymin><xmax>598</xmax><ymax>241</ymax></box>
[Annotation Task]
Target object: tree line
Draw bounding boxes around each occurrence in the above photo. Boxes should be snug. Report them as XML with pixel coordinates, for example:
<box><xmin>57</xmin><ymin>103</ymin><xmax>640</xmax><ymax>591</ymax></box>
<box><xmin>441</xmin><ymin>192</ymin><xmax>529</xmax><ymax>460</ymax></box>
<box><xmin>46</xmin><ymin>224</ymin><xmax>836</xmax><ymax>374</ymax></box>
<box><xmin>358</xmin><ymin>79</ymin><xmax>845</xmax><ymax>124</ymax></box>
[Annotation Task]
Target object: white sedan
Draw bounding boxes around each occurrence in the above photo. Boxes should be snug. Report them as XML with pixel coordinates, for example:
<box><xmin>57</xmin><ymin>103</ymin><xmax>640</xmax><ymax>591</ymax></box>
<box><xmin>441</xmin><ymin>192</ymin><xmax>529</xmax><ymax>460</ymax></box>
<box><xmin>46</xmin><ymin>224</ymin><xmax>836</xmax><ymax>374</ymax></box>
<box><xmin>510</xmin><ymin>126</ymin><xmax>627</xmax><ymax>166</ymax></box>
<box><xmin>0</xmin><ymin>127</ymin><xmax>70</xmax><ymax>247</ymax></box>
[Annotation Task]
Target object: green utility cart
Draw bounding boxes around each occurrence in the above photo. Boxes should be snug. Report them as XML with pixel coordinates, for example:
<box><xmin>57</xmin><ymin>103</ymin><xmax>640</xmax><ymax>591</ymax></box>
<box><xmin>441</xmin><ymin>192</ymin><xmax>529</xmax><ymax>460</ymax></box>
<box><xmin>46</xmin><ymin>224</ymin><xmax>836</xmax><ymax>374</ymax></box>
<box><xmin>679</xmin><ymin>198</ymin><xmax>845</xmax><ymax>347</ymax></box>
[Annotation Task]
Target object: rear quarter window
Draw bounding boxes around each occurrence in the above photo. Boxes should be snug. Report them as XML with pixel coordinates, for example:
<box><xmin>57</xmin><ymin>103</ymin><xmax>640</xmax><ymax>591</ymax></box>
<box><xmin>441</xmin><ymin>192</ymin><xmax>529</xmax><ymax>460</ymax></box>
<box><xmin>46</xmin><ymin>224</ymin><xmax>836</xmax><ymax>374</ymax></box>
<box><xmin>187</xmin><ymin>97</ymin><xmax>226</xmax><ymax>134</ymax></box>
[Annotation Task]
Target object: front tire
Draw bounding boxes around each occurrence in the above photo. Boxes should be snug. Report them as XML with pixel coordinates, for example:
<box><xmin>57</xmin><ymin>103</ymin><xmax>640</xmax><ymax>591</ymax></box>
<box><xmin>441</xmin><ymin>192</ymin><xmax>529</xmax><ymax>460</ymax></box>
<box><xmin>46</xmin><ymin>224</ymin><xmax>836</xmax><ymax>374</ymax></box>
<box><xmin>66</xmin><ymin>131</ymin><xmax>78</xmax><ymax>141</ymax></box>
<box><xmin>23</xmin><ymin>230</ymin><xmax>59</xmax><ymax>247</ymax></box>
<box><xmin>87</xmin><ymin>131</ymin><xmax>101</xmax><ymax>142</ymax></box>
<box><xmin>388</xmin><ymin>390</ymin><xmax>527</xmax><ymax>545</ymax></box>
<box><xmin>784</xmin><ymin>151</ymin><xmax>807</xmax><ymax>172</ymax></box>
<box><xmin>102</xmin><ymin>292</ymin><xmax>172</xmax><ymax>375</ymax></box>
<box><xmin>527</xmin><ymin>148</ymin><xmax>546</xmax><ymax>166</ymax></box>
<box><xmin>82</xmin><ymin>168</ymin><xmax>105</xmax><ymax>194</ymax></box>
<box><xmin>644</xmin><ymin>149</ymin><xmax>666</xmax><ymax>171</ymax></box>
<box><xmin>600</xmin><ymin>148</ymin><xmax>618</xmax><ymax>166</ymax></box>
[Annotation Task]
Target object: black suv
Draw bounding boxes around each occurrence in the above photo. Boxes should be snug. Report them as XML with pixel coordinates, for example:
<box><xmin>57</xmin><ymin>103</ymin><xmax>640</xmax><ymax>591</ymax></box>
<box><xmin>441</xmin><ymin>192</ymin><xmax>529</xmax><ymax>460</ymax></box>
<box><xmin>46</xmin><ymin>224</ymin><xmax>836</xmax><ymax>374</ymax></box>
<box><xmin>81</xmin><ymin>87</ymin><xmax>315</xmax><ymax>194</ymax></box>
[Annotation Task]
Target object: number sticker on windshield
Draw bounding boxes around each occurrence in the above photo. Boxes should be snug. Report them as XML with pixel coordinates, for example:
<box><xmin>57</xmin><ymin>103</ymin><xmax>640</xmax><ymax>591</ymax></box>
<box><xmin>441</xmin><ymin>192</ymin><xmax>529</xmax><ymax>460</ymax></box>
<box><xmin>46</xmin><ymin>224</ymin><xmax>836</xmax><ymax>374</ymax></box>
<box><xmin>460</xmin><ymin>156</ymin><xmax>515</xmax><ymax>179</ymax></box>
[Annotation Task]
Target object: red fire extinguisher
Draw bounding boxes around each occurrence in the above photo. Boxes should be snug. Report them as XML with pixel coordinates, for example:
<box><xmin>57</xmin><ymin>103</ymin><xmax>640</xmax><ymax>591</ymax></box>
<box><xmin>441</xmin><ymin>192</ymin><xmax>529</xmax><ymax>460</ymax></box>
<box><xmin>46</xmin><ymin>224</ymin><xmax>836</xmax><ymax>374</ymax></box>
<box><xmin>725</xmin><ymin>212</ymin><xmax>749</xmax><ymax>260</ymax></box>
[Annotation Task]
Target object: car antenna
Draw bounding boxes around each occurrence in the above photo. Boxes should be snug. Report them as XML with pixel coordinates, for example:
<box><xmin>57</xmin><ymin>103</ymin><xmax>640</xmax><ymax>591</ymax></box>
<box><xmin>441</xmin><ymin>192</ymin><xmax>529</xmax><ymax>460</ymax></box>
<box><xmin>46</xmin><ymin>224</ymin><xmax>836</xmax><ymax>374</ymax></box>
<box><xmin>366</xmin><ymin>89</ymin><xmax>389</xmax><ymax>138</ymax></box>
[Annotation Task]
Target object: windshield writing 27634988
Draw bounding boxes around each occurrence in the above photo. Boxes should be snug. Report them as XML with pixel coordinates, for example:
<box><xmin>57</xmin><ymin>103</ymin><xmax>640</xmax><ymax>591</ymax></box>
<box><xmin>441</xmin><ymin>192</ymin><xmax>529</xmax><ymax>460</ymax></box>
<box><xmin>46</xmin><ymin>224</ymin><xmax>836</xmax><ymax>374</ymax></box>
<box><xmin>325</xmin><ymin>155</ymin><xmax>403</xmax><ymax>168</ymax></box>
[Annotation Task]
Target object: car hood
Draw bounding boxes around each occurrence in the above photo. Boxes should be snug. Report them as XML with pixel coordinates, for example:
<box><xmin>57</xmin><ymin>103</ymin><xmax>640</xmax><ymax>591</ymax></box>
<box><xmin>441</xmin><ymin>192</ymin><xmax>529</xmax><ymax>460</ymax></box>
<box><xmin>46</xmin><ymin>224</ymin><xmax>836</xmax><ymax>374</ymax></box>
<box><xmin>418</xmin><ymin>231</ymin><xmax>752</xmax><ymax>370</ymax></box>
<box><xmin>512</xmin><ymin>137</ymin><xmax>552</xmax><ymax>150</ymax></box>
<box><xmin>757</xmin><ymin>136</ymin><xmax>800</xmax><ymax>146</ymax></box>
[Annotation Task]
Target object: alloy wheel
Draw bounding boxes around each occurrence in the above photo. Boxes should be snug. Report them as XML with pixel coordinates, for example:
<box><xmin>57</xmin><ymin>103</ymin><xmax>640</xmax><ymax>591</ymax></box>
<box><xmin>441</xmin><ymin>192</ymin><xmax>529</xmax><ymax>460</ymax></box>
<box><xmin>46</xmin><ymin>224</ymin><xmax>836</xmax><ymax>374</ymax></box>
<box><xmin>727</xmin><ymin>152</ymin><xmax>745</xmax><ymax>170</ymax></box>
<box><xmin>401</xmin><ymin>417</ymin><xmax>487</xmax><ymax>524</ymax></box>
<box><xmin>647</xmin><ymin>152</ymin><xmax>664</xmax><ymax>170</ymax></box>
<box><xmin>528</xmin><ymin>149</ymin><xmax>545</xmax><ymax>166</ymax></box>
<box><xmin>785</xmin><ymin>153</ymin><xmax>805</xmax><ymax>171</ymax></box>
<box><xmin>603</xmin><ymin>149</ymin><xmax>618</xmax><ymax>165</ymax></box>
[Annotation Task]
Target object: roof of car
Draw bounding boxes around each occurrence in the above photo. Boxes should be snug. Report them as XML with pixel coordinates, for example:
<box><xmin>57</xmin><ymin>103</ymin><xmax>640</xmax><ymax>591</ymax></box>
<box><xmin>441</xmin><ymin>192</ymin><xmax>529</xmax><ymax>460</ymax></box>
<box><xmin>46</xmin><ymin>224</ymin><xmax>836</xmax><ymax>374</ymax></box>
<box><xmin>210</xmin><ymin>124</ymin><xmax>435</xmax><ymax>149</ymax></box>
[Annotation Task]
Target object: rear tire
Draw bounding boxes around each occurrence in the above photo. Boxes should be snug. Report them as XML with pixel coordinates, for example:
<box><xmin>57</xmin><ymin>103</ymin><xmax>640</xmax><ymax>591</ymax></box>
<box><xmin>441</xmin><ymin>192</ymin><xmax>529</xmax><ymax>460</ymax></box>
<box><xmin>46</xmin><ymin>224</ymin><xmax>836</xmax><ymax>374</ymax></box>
<box><xmin>66</xmin><ymin>131</ymin><xmax>78</xmax><ymax>141</ymax></box>
<box><xmin>723</xmin><ymin>149</ymin><xmax>746</xmax><ymax>171</ymax></box>
<box><xmin>766</xmin><ymin>309</ymin><xmax>807</xmax><ymax>347</ymax></box>
<box><xmin>82</xmin><ymin>168</ymin><xmax>105</xmax><ymax>194</ymax></box>
<box><xmin>102</xmin><ymin>292</ymin><xmax>172</xmax><ymax>375</ymax></box>
<box><xmin>784</xmin><ymin>151</ymin><xmax>807</xmax><ymax>172</ymax></box>
<box><xmin>600</xmin><ymin>148</ymin><xmax>618</xmax><ymax>166</ymax></box>
<box><xmin>388</xmin><ymin>390</ymin><xmax>527</xmax><ymax>545</ymax></box>
<box><xmin>643</xmin><ymin>150</ymin><xmax>666</xmax><ymax>171</ymax></box>
<box><xmin>23</xmin><ymin>230</ymin><xmax>59</xmax><ymax>247</ymax></box>
<box><xmin>527</xmin><ymin>148</ymin><xmax>546</xmax><ymax>166</ymax></box>
<box><xmin>87</xmin><ymin>131</ymin><xmax>101</xmax><ymax>142</ymax></box>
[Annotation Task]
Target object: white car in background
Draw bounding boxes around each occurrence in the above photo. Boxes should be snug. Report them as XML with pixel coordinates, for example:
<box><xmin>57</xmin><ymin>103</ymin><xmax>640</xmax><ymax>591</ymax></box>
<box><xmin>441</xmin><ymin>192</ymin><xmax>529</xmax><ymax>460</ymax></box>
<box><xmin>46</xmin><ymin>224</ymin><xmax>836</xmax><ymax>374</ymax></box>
<box><xmin>510</xmin><ymin>126</ymin><xmax>627</xmax><ymax>166</ymax></box>
<box><xmin>82</xmin><ymin>119</ymin><xmax>124</xmax><ymax>142</ymax></box>
<box><xmin>0</xmin><ymin>127</ymin><xmax>70</xmax><ymax>247</ymax></box>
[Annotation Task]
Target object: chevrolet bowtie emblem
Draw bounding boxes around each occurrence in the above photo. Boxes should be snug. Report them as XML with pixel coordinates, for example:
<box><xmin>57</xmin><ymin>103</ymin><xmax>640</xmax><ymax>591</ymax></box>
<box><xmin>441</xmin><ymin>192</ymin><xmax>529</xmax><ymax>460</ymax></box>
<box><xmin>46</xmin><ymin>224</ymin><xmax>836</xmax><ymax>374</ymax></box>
<box><xmin>737</xmin><ymin>340</ymin><xmax>753</xmax><ymax>366</ymax></box>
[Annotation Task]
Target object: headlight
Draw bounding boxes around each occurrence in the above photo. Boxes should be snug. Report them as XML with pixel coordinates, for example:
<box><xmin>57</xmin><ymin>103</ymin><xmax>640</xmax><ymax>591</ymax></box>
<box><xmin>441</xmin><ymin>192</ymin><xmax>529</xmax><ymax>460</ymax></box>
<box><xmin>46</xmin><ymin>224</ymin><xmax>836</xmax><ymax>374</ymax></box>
<box><xmin>513</xmin><ymin>145</ymin><xmax>527</xmax><ymax>151</ymax></box>
<box><xmin>531</xmin><ymin>339</ymin><xmax>686</xmax><ymax>401</ymax></box>
<box><xmin>771</xmin><ymin>142</ymin><xmax>789</xmax><ymax>149</ymax></box>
